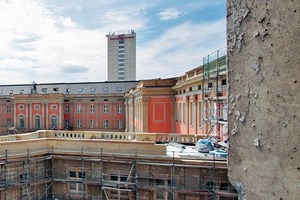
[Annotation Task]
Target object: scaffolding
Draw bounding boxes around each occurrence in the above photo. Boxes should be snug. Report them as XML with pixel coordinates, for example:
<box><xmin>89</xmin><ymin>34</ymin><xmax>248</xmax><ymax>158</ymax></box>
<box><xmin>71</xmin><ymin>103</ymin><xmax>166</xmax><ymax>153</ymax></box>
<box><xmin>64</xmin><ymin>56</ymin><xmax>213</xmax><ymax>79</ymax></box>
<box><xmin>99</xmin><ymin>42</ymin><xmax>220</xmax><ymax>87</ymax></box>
<box><xmin>0</xmin><ymin>146</ymin><xmax>237</xmax><ymax>200</ymax></box>
<box><xmin>202</xmin><ymin>47</ymin><xmax>228</xmax><ymax>142</ymax></box>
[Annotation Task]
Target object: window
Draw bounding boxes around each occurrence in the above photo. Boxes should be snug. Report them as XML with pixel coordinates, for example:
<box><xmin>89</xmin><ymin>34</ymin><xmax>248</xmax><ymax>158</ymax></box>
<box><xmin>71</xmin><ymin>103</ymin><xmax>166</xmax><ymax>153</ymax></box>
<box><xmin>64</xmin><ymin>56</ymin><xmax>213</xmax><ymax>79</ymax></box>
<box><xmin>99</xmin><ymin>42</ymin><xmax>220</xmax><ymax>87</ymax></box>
<box><xmin>118</xmin><ymin>58</ymin><xmax>125</xmax><ymax>62</ymax></box>
<box><xmin>65</xmin><ymin>105</ymin><xmax>70</xmax><ymax>113</ymax></box>
<box><xmin>118</xmin><ymin>45</ymin><xmax>124</xmax><ymax>49</ymax></box>
<box><xmin>110</xmin><ymin>174</ymin><xmax>127</xmax><ymax>182</ymax></box>
<box><xmin>198</xmin><ymin>85</ymin><xmax>202</xmax><ymax>90</ymax></box>
<box><xmin>118</xmin><ymin>76</ymin><xmax>124</xmax><ymax>80</ymax></box>
<box><xmin>78</xmin><ymin>88</ymin><xmax>83</xmax><ymax>93</ymax></box>
<box><xmin>90</xmin><ymin>88</ymin><xmax>96</xmax><ymax>92</ymax></box>
<box><xmin>222</xmin><ymin>79</ymin><xmax>227</xmax><ymax>85</ymax></box>
<box><xmin>77</xmin><ymin>105</ymin><xmax>82</xmax><ymax>113</ymax></box>
<box><xmin>190</xmin><ymin>102</ymin><xmax>195</xmax><ymax>126</ymax></box>
<box><xmin>34</xmin><ymin>105</ymin><xmax>40</xmax><ymax>110</ymax></box>
<box><xmin>35</xmin><ymin>115</ymin><xmax>41</xmax><ymax>129</ymax></box>
<box><xmin>90</xmin><ymin>105</ymin><xmax>95</xmax><ymax>113</ymax></box>
<box><xmin>119</xmin><ymin>63</ymin><xmax>124</xmax><ymax>67</ymax></box>
<box><xmin>119</xmin><ymin>54</ymin><xmax>124</xmax><ymax>58</ymax></box>
<box><xmin>68</xmin><ymin>168</ymin><xmax>85</xmax><ymax>194</ymax></box>
<box><xmin>103</xmin><ymin>105</ymin><xmax>109</xmax><ymax>114</ymax></box>
<box><xmin>118</xmin><ymin>71</ymin><xmax>125</xmax><ymax>75</ymax></box>
<box><xmin>110</xmin><ymin>174</ymin><xmax>118</xmax><ymax>181</ymax></box>
<box><xmin>117</xmin><ymin>120</ymin><xmax>122</xmax><ymax>129</ymax></box>
<box><xmin>179</xmin><ymin>103</ymin><xmax>182</xmax><ymax>122</ymax></box>
<box><xmin>20</xmin><ymin>90</ymin><xmax>24</xmax><ymax>94</ymax></box>
<box><xmin>53</xmin><ymin>88</ymin><xmax>59</xmax><ymax>93</ymax></box>
<box><xmin>117</xmin><ymin>105</ymin><xmax>122</xmax><ymax>114</ymax></box>
<box><xmin>6</xmin><ymin>106</ymin><xmax>11</xmax><ymax>113</ymax></box>
<box><xmin>183</xmin><ymin>103</ymin><xmax>186</xmax><ymax>123</ymax></box>
<box><xmin>119</xmin><ymin>40</ymin><xmax>124</xmax><ymax>44</ymax></box>
<box><xmin>51</xmin><ymin>115</ymin><xmax>57</xmax><ymax>128</ymax></box>
<box><xmin>199</xmin><ymin>102</ymin><xmax>203</xmax><ymax>127</ymax></box>
<box><xmin>103</xmin><ymin>87</ymin><xmax>109</xmax><ymax>92</ymax></box>
<box><xmin>6</xmin><ymin>119</ymin><xmax>11</xmax><ymax>126</ymax></box>
<box><xmin>19</xmin><ymin>115</ymin><xmax>25</xmax><ymax>128</ymax></box>
<box><xmin>208</xmin><ymin>82</ymin><xmax>213</xmax><ymax>88</ymax></box>
<box><xmin>77</xmin><ymin>119</ymin><xmax>82</xmax><ymax>128</ymax></box>
<box><xmin>103</xmin><ymin>120</ymin><xmax>109</xmax><ymax>128</ymax></box>
<box><xmin>90</xmin><ymin>120</ymin><xmax>95</xmax><ymax>128</ymax></box>
<box><xmin>69</xmin><ymin>171</ymin><xmax>76</xmax><ymax>178</ymax></box>
<box><xmin>189</xmin><ymin>87</ymin><xmax>193</xmax><ymax>91</ymax></box>
<box><xmin>119</xmin><ymin>49</ymin><xmax>124</xmax><ymax>53</ymax></box>
<box><xmin>20</xmin><ymin>173</ymin><xmax>29</xmax><ymax>183</ymax></box>
<box><xmin>116</xmin><ymin>87</ymin><xmax>123</xmax><ymax>92</ymax></box>
<box><xmin>64</xmin><ymin>119</ymin><xmax>70</xmax><ymax>129</ymax></box>
<box><xmin>176</xmin><ymin>103</ymin><xmax>181</xmax><ymax>122</ymax></box>
<box><xmin>51</xmin><ymin>105</ymin><xmax>57</xmax><ymax>109</ymax></box>
<box><xmin>41</xmin><ymin>88</ymin><xmax>47</xmax><ymax>93</ymax></box>
<box><xmin>19</xmin><ymin>105</ymin><xmax>24</xmax><ymax>110</ymax></box>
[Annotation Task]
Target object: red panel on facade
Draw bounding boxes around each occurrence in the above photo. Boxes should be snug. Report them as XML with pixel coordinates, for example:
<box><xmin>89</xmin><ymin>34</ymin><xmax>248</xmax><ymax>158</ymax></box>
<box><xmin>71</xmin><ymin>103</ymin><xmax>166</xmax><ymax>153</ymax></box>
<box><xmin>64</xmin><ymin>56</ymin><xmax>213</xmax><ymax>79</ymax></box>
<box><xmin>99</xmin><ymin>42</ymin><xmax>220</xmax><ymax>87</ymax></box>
<box><xmin>148</xmin><ymin>98</ymin><xmax>171</xmax><ymax>133</ymax></box>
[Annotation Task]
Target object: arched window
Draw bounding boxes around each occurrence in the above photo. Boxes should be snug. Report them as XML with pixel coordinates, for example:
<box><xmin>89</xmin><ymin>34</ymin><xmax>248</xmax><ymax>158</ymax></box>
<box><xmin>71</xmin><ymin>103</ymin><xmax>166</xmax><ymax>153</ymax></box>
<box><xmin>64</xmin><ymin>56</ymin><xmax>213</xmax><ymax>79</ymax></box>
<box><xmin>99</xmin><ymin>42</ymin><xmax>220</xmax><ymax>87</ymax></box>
<box><xmin>35</xmin><ymin>115</ymin><xmax>41</xmax><ymax>129</ymax></box>
<box><xmin>19</xmin><ymin>115</ymin><xmax>25</xmax><ymax>128</ymax></box>
<box><xmin>51</xmin><ymin>115</ymin><xmax>58</xmax><ymax>128</ymax></box>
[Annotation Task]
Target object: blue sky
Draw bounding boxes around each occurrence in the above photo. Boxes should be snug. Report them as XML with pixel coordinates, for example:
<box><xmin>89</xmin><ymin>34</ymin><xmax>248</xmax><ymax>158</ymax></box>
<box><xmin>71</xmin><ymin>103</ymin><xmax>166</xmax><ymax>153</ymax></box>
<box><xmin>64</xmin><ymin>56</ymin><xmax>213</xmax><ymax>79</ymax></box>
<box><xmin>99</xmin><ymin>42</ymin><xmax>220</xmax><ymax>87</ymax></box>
<box><xmin>0</xmin><ymin>0</ymin><xmax>226</xmax><ymax>84</ymax></box>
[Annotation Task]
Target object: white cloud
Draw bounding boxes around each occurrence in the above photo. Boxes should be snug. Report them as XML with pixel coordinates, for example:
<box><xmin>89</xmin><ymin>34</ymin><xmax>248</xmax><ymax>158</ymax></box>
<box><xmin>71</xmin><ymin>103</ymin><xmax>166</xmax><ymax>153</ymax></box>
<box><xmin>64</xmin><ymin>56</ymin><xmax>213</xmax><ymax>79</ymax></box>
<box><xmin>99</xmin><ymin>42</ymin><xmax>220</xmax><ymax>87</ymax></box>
<box><xmin>158</xmin><ymin>8</ymin><xmax>182</xmax><ymax>20</ymax></box>
<box><xmin>0</xmin><ymin>0</ymin><xmax>107</xmax><ymax>84</ymax></box>
<box><xmin>0</xmin><ymin>0</ymin><xmax>226</xmax><ymax>84</ymax></box>
<box><xmin>60</xmin><ymin>17</ymin><xmax>77</xmax><ymax>28</ymax></box>
<box><xmin>137</xmin><ymin>19</ymin><xmax>226</xmax><ymax>79</ymax></box>
<box><xmin>99</xmin><ymin>6</ymin><xmax>147</xmax><ymax>32</ymax></box>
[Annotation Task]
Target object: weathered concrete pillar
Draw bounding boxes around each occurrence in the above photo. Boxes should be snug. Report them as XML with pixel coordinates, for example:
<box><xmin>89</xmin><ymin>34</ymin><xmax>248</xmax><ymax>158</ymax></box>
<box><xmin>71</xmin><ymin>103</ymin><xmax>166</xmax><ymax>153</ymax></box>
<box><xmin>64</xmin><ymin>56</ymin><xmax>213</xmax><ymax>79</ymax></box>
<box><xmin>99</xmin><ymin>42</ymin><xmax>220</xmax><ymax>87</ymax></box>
<box><xmin>227</xmin><ymin>0</ymin><xmax>300</xmax><ymax>199</ymax></box>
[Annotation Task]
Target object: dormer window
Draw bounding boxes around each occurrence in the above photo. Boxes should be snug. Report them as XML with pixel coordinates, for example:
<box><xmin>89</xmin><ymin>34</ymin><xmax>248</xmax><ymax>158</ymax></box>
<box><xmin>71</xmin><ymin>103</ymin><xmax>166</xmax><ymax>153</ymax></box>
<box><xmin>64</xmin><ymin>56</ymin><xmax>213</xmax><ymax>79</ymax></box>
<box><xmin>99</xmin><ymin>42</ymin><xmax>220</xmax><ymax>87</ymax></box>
<box><xmin>41</xmin><ymin>88</ymin><xmax>47</xmax><ymax>93</ymax></box>
<box><xmin>53</xmin><ymin>88</ymin><xmax>59</xmax><ymax>93</ymax></box>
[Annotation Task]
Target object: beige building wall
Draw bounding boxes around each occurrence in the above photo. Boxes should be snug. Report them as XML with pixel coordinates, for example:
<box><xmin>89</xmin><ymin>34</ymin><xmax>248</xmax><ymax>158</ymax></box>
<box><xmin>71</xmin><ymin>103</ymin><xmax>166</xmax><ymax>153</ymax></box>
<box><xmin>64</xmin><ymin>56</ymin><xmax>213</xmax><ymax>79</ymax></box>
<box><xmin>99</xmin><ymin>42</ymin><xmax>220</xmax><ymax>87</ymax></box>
<box><xmin>107</xmin><ymin>31</ymin><xmax>136</xmax><ymax>81</ymax></box>
<box><xmin>227</xmin><ymin>0</ymin><xmax>300</xmax><ymax>199</ymax></box>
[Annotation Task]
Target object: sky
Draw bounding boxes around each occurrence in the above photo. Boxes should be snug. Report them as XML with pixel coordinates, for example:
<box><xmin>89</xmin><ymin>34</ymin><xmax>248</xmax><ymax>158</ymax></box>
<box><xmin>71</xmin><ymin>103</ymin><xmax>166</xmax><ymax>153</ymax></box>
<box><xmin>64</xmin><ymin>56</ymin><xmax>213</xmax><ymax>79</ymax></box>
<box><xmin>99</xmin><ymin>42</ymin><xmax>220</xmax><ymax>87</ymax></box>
<box><xmin>0</xmin><ymin>0</ymin><xmax>226</xmax><ymax>85</ymax></box>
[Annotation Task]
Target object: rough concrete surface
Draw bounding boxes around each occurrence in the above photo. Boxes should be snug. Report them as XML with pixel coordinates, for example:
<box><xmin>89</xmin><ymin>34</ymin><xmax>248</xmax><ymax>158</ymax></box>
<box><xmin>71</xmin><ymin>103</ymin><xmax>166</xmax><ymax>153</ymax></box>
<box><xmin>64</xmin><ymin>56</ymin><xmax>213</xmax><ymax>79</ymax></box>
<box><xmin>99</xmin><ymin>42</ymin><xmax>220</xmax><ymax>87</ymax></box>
<box><xmin>227</xmin><ymin>0</ymin><xmax>300</xmax><ymax>200</ymax></box>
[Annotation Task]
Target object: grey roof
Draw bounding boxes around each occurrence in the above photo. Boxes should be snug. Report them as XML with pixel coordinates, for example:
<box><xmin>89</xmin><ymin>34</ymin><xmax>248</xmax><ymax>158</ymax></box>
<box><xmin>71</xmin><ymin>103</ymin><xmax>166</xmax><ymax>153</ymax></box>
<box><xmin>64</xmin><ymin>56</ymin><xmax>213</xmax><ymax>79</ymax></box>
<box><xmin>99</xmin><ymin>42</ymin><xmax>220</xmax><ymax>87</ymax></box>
<box><xmin>0</xmin><ymin>81</ymin><xmax>138</xmax><ymax>96</ymax></box>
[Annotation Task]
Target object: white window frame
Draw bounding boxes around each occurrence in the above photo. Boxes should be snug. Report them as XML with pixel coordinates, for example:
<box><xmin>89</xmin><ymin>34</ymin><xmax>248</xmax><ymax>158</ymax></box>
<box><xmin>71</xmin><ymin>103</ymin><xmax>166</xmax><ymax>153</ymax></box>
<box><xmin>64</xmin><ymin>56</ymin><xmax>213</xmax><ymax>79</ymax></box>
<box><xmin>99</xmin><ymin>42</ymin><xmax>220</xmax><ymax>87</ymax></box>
<box><xmin>77</xmin><ymin>119</ymin><xmax>82</xmax><ymax>128</ymax></box>
<box><xmin>90</xmin><ymin>120</ymin><xmax>95</xmax><ymax>128</ymax></box>
<box><xmin>68</xmin><ymin>168</ymin><xmax>85</xmax><ymax>194</ymax></box>
<box><xmin>65</xmin><ymin>105</ymin><xmax>70</xmax><ymax>113</ymax></box>
<box><xmin>103</xmin><ymin>120</ymin><xmax>109</xmax><ymax>128</ymax></box>
<box><xmin>90</xmin><ymin>104</ymin><xmax>95</xmax><ymax>113</ymax></box>
<box><xmin>117</xmin><ymin>105</ymin><xmax>122</xmax><ymax>114</ymax></box>
<box><xmin>103</xmin><ymin>104</ymin><xmax>109</xmax><ymax>114</ymax></box>
<box><xmin>117</xmin><ymin>120</ymin><xmax>123</xmax><ymax>129</ymax></box>
<box><xmin>77</xmin><ymin>105</ymin><xmax>82</xmax><ymax>114</ymax></box>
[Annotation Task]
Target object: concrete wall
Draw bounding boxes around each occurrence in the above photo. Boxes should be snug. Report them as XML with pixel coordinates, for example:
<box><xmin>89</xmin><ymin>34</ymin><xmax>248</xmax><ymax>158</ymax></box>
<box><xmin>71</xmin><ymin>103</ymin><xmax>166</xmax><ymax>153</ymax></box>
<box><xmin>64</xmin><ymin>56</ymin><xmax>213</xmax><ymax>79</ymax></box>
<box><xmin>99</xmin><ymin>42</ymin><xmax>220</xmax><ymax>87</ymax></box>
<box><xmin>227</xmin><ymin>0</ymin><xmax>300</xmax><ymax>199</ymax></box>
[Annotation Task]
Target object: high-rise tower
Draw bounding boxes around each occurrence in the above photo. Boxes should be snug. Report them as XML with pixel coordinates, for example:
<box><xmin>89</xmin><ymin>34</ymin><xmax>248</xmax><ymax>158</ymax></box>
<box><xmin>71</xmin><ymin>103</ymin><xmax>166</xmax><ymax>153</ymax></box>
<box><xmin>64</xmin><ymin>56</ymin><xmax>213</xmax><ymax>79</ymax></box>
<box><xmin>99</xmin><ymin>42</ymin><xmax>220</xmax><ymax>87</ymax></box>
<box><xmin>106</xmin><ymin>30</ymin><xmax>136</xmax><ymax>81</ymax></box>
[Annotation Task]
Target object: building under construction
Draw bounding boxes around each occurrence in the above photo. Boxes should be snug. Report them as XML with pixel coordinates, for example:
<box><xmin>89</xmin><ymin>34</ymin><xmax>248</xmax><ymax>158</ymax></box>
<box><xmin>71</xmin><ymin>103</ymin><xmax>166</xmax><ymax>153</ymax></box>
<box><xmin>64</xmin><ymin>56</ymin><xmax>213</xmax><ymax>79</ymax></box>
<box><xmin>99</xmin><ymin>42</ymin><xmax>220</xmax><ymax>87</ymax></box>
<box><xmin>202</xmin><ymin>48</ymin><xmax>228</xmax><ymax>142</ymax></box>
<box><xmin>0</xmin><ymin>130</ymin><xmax>237</xmax><ymax>200</ymax></box>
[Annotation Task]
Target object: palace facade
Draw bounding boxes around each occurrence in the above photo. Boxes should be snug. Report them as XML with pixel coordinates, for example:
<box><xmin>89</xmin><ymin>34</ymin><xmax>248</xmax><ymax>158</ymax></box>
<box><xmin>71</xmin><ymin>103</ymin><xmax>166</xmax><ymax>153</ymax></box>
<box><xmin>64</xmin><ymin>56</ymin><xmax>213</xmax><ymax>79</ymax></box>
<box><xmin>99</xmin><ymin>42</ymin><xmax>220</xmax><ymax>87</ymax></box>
<box><xmin>0</xmin><ymin>48</ymin><xmax>227</xmax><ymax>142</ymax></box>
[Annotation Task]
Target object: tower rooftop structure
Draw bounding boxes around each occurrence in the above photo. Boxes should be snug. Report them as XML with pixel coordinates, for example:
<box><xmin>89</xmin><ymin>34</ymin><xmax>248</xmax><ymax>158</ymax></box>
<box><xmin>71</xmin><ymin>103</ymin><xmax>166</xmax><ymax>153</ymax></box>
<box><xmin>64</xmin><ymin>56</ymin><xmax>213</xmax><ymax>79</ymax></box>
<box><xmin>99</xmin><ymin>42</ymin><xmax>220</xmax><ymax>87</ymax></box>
<box><xmin>106</xmin><ymin>30</ymin><xmax>136</xmax><ymax>81</ymax></box>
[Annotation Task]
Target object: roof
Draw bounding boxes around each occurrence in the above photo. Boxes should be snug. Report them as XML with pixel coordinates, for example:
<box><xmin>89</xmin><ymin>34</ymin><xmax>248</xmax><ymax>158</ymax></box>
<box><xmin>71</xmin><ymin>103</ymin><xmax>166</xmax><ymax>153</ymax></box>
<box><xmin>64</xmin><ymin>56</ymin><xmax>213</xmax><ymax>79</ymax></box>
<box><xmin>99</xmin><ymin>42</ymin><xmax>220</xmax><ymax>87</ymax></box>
<box><xmin>0</xmin><ymin>81</ymin><xmax>138</xmax><ymax>96</ymax></box>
